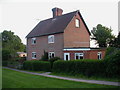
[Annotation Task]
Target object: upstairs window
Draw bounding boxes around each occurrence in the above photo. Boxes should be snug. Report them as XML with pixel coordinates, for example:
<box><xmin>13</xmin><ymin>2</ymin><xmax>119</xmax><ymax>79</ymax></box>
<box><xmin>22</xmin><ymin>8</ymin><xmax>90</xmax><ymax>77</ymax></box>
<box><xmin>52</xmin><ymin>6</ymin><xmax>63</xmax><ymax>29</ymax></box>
<box><xmin>48</xmin><ymin>35</ymin><xmax>54</xmax><ymax>43</ymax></box>
<box><xmin>31</xmin><ymin>38</ymin><xmax>36</xmax><ymax>44</ymax></box>
<box><xmin>75</xmin><ymin>19</ymin><xmax>80</xmax><ymax>27</ymax></box>
<box><xmin>98</xmin><ymin>52</ymin><xmax>102</xmax><ymax>60</ymax></box>
<box><xmin>49</xmin><ymin>52</ymin><xmax>55</xmax><ymax>59</ymax></box>
<box><xmin>32</xmin><ymin>52</ymin><xmax>36</xmax><ymax>59</ymax></box>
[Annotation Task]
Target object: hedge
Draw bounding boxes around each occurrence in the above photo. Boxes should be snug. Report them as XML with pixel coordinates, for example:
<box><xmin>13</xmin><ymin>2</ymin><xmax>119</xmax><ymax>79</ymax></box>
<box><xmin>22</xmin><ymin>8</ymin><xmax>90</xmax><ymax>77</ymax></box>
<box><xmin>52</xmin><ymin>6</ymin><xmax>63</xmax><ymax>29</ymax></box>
<box><xmin>2</xmin><ymin>61</ymin><xmax>8</xmax><ymax>66</ymax></box>
<box><xmin>23</xmin><ymin>60</ymin><xmax>51</xmax><ymax>71</ymax></box>
<box><xmin>104</xmin><ymin>50</ymin><xmax>120</xmax><ymax>77</ymax></box>
<box><xmin>53</xmin><ymin>59</ymin><xmax>106</xmax><ymax>77</ymax></box>
<box><xmin>2</xmin><ymin>61</ymin><xmax>22</xmax><ymax>69</ymax></box>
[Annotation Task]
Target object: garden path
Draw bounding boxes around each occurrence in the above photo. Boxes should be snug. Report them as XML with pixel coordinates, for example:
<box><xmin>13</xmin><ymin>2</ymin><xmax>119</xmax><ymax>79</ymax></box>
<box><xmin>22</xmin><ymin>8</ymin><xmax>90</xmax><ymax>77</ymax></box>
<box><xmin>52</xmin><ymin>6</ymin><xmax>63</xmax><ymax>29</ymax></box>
<box><xmin>3</xmin><ymin>67</ymin><xmax>120</xmax><ymax>86</ymax></box>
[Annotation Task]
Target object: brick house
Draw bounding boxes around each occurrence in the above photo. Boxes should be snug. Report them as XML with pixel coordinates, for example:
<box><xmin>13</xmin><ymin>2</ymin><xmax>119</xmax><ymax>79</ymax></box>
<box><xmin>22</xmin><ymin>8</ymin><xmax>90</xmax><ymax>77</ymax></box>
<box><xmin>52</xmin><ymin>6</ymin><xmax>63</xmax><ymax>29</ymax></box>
<box><xmin>26</xmin><ymin>7</ymin><xmax>106</xmax><ymax>60</ymax></box>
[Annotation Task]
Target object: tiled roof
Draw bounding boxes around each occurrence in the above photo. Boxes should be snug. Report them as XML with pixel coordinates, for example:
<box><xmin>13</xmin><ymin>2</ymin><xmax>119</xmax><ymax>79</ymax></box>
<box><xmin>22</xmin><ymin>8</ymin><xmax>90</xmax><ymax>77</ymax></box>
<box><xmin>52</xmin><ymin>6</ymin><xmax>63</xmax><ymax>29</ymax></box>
<box><xmin>26</xmin><ymin>10</ymin><xmax>90</xmax><ymax>38</ymax></box>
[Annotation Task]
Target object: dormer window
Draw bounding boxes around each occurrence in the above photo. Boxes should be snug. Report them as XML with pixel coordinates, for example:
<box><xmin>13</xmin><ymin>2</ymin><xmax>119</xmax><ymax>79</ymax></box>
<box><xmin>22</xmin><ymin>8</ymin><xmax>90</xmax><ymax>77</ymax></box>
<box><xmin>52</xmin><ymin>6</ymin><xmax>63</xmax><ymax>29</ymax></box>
<box><xmin>48</xmin><ymin>35</ymin><xmax>54</xmax><ymax>43</ymax></box>
<box><xmin>31</xmin><ymin>38</ymin><xmax>36</xmax><ymax>44</ymax></box>
<box><xmin>75</xmin><ymin>19</ymin><xmax>80</xmax><ymax>27</ymax></box>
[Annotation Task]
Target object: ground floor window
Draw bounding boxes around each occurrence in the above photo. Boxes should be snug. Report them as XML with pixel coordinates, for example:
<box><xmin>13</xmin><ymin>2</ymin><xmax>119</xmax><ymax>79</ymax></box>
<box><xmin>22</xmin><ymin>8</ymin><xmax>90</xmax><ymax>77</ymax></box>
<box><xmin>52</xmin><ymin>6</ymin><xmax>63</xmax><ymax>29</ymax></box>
<box><xmin>49</xmin><ymin>52</ymin><xmax>55</xmax><ymax>59</ymax></box>
<box><xmin>75</xmin><ymin>53</ymin><xmax>84</xmax><ymax>60</ymax></box>
<box><xmin>32</xmin><ymin>52</ymin><xmax>36</xmax><ymax>59</ymax></box>
<box><xmin>98</xmin><ymin>52</ymin><xmax>102</xmax><ymax>60</ymax></box>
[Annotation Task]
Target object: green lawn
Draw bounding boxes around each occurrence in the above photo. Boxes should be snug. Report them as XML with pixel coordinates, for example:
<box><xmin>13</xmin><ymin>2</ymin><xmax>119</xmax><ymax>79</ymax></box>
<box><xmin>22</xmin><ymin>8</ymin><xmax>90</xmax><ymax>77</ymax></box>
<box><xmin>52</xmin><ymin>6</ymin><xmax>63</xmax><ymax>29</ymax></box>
<box><xmin>50</xmin><ymin>72</ymin><xmax>120</xmax><ymax>82</ymax></box>
<box><xmin>2</xmin><ymin>68</ymin><xmax>119</xmax><ymax>88</ymax></box>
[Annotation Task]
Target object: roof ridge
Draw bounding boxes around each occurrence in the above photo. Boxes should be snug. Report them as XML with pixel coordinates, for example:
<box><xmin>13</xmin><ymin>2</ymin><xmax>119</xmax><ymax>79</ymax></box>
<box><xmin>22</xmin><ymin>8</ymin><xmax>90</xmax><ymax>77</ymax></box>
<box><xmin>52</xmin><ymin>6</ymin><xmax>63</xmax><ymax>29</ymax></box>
<box><xmin>39</xmin><ymin>10</ymin><xmax>78</xmax><ymax>22</ymax></box>
<box><xmin>52</xmin><ymin>10</ymin><xmax>78</xmax><ymax>18</ymax></box>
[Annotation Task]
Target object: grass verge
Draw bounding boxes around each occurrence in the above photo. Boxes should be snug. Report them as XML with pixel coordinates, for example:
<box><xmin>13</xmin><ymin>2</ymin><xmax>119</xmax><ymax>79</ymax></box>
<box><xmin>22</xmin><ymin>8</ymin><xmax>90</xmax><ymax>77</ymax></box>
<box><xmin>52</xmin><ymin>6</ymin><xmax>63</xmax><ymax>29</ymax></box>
<box><xmin>50</xmin><ymin>72</ymin><xmax>120</xmax><ymax>82</ymax></box>
<box><xmin>2</xmin><ymin>68</ymin><xmax>119</xmax><ymax>88</ymax></box>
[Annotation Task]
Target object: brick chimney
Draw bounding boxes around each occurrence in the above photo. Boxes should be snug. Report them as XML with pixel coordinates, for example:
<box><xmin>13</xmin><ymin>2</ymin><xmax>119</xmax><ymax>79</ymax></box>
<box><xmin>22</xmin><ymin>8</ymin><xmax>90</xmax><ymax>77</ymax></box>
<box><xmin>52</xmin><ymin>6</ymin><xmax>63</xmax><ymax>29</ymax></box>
<box><xmin>52</xmin><ymin>7</ymin><xmax>63</xmax><ymax>18</ymax></box>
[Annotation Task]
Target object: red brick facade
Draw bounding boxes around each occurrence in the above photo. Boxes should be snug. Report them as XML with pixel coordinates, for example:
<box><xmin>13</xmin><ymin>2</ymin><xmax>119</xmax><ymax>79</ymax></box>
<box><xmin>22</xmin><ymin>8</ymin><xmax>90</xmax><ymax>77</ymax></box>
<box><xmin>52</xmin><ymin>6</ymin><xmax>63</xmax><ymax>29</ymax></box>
<box><xmin>63</xmin><ymin>48</ymin><xmax>106</xmax><ymax>60</ymax></box>
<box><xmin>26</xmin><ymin>8</ymin><xmax>106</xmax><ymax>60</ymax></box>
<box><xmin>64</xmin><ymin>12</ymin><xmax>90</xmax><ymax>48</ymax></box>
<box><xmin>27</xmin><ymin>33</ymin><xmax>64</xmax><ymax>60</ymax></box>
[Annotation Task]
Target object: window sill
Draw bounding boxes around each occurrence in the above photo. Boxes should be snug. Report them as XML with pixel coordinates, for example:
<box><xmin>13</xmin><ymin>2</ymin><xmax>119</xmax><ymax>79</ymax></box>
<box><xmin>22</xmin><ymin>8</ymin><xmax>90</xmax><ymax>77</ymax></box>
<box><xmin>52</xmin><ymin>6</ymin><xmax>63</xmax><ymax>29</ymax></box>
<box><xmin>32</xmin><ymin>58</ymin><xmax>36</xmax><ymax>59</ymax></box>
<box><xmin>48</xmin><ymin>42</ymin><xmax>54</xmax><ymax>44</ymax></box>
<box><xmin>31</xmin><ymin>44</ymin><xmax>36</xmax><ymax>45</ymax></box>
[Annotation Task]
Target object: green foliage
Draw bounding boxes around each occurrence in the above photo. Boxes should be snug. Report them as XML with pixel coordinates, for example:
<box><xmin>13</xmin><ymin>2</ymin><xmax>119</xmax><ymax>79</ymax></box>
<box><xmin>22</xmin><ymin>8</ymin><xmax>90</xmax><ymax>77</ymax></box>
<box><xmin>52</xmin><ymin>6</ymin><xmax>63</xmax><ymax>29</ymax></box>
<box><xmin>109</xmin><ymin>32</ymin><xmax>120</xmax><ymax>48</ymax></box>
<box><xmin>104</xmin><ymin>47</ymin><xmax>117</xmax><ymax>59</ymax></box>
<box><xmin>2</xmin><ymin>61</ymin><xmax>8</xmax><ymax>66</ymax></box>
<box><xmin>2</xmin><ymin>60</ymin><xmax>22</xmax><ymax>69</ymax></box>
<box><xmin>1</xmin><ymin>30</ymin><xmax>25</xmax><ymax>61</ymax></box>
<box><xmin>49</xmin><ymin>57</ymin><xmax>60</xmax><ymax>62</ymax></box>
<box><xmin>2</xmin><ymin>49</ymin><xmax>11</xmax><ymax>61</ymax></box>
<box><xmin>23</xmin><ymin>61</ymin><xmax>33</xmax><ymax>70</ymax></box>
<box><xmin>40</xmin><ymin>51</ymin><xmax>48</xmax><ymax>61</ymax></box>
<box><xmin>104</xmin><ymin>47</ymin><xmax>120</xmax><ymax>78</ymax></box>
<box><xmin>91</xmin><ymin>24</ymin><xmax>115</xmax><ymax>47</ymax></box>
<box><xmin>7</xmin><ymin>61</ymin><xmax>19</xmax><ymax>68</ymax></box>
<box><xmin>3</xmin><ymin>68</ymin><xmax>117</xmax><ymax>88</ymax></box>
<box><xmin>23</xmin><ymin>60</ymin><xmax>51</xmax><ymax>71</ymax></box>
<box><xmin>53</xmin><ymin>60</ymin><xmax>106</xmax><ymax>77</ymax></box>
<box><xmin>49</xmin><ymin>57</ymin><xmax>60</xmax><ymax>69</ymax></box>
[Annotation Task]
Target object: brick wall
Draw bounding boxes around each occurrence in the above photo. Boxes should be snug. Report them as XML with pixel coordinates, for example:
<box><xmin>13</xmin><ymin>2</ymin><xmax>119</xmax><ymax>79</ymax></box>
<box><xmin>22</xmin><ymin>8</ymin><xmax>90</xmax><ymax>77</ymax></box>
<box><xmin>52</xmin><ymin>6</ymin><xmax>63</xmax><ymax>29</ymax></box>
<box><xmin>63</xmin><ymin>49</ymin><xmax>106</xmax><ymax>60</ymax></box>
<box><xmin>27</xmin><ymin>33</ymin><xmax>64</xmax><ymax>60</ymax></box>
<box><xmin>64</xmin><ymin>12</ymin><xmax>90</xmax><ymax>48</ymax></box>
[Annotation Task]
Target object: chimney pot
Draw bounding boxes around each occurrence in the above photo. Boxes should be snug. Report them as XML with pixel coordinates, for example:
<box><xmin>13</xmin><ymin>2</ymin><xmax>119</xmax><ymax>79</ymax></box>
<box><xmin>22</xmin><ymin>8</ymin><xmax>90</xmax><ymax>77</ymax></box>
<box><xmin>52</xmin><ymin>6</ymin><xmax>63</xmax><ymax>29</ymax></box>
<box><xmin>52</xmin><ymin>7</ymin><xmax>63</xmax><ymax>18</ymax></box>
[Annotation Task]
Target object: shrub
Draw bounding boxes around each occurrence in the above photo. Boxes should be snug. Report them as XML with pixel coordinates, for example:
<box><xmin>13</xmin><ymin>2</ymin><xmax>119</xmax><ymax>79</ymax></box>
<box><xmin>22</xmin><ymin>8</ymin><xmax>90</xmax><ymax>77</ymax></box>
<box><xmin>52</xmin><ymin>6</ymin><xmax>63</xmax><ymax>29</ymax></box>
<box><xmin>2</xmin><ymin>61</ymin><xmax>8</xmax><ymax>66</ymax></box>
<box><xmin>53</xmin><ymin>59</ymin><xmax>106</xmax><ymax>77</ymax></box>
<box><xmin>23</xmin><ymin>60</ymin><xmax>51</xmax><ymax>71</ymax></box>
<box><xmin>104</xmin><ymin>47</ymin><xmax>117</xmax><ymax>60</ymax></box>
<box><xmin>49</xmin><ymin>57</ymin><xmax>60</xmax><ymax>69</ymax></box>
<box><xmin>104</xmin><ymin>50</ymin><xmax>120</xmax><ymax>77</ymax></box>
<box><xmin>23</xmin><ymin>60</ymin><xmax>33</xmax><ymax>70</ymax></box>
<box><xmin>2</xmin><ymin>49</ymin><xmax>11</xmax><ymax>61</ymax></box>
<box><xmin>104</xmin><ymin>47</ymin><xmax>120</xmax><ymax>78</ymax></box>
<box><xmin>41</xmin><ymin>51</ymin><xmax>48</xmax><ymax>61</ymax></box>
<box><xmin>2</xmin><ymin>60</ymin><xmax>23</xmax><ymax>69</ymax></box>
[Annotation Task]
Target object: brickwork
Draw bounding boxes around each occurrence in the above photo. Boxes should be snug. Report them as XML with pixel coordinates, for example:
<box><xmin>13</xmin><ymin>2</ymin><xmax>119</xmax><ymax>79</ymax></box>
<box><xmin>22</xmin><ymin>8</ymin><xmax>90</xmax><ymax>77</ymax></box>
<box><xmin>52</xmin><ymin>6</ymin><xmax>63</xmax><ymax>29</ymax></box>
<box><xmin>63</xmin><ymin>49</ymin><xmax>106</xmax><ymax>60</ymax></box>
<box><xmin>26</xmin><ymin>8</ymin><xmax>106</xmax><ymax>60</ymax></box>
<box><xmin>27</xmin><ymin>33</ymin><xmax>64</xmax><ymax>60</ymax></box>
<box><xmin>64</xmin><ymin>12</ymin><xmax>90</xmax><ymax>48</ymax></box>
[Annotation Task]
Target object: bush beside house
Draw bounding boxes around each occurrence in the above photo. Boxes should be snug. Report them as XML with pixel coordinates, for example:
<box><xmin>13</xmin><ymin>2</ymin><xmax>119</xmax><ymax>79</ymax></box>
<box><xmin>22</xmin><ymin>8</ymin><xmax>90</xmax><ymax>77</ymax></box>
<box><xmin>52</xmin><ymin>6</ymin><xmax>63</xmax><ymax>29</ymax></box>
<box><xmin>23</xmin><ymin>60</ymin><xmax>51</xmax><ymax>71</ymax></box>
<box><xmin>52</xmin><ymin>60</ymin><xmax>106</xmax><ymax>77</ymax></box>
<box><xmin>104</xmin><ymin>47</ymin><xmax>120</xmax><ymax>77</ymax></box>
<box><xmin>52</xmin><ymin>47</ymin><xmax>120</xmax><ymax>78</ymax></box>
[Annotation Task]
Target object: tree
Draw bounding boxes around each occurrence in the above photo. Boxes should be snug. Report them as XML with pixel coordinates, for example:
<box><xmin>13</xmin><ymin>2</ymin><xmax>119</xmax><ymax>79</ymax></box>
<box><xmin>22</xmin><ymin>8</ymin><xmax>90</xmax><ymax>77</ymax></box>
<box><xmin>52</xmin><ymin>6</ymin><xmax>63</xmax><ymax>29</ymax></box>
<box><xmin>2</xmin><ymin>30</ymin><xmax>25</xmax><ymax>61</ymax></box>
<box><xmin>109</xmin><ymin>32</ymin><xmax>120</xmax><ymax>48</ymax></box>
<box><xmin>2</xmin><ymin>49</ymin><xmax>11</xmax><ymax>61</ymax></box>
<box><xmin>91</xmin><ymin>24</ymin><xmax>115</xmax><ymax>47</ymax></box>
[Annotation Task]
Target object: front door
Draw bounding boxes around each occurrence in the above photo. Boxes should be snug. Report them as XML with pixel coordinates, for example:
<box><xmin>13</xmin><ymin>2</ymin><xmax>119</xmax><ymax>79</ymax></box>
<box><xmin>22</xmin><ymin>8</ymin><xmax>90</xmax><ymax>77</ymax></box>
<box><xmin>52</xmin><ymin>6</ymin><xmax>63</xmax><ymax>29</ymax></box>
<box><xmin>64</xmin><ymin>53</ymin><xmax>70</xmax><ymax>61</ymax></box>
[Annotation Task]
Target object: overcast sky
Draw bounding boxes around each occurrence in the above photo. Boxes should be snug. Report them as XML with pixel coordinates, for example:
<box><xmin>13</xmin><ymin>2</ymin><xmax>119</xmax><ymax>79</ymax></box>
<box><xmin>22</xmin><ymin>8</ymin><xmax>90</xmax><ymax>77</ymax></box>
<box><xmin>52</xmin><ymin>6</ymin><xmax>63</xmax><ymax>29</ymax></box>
<box><xmin>0</xmin><ymin>0</ymin><xmax>119</xmax><ymax>47</ymax></box>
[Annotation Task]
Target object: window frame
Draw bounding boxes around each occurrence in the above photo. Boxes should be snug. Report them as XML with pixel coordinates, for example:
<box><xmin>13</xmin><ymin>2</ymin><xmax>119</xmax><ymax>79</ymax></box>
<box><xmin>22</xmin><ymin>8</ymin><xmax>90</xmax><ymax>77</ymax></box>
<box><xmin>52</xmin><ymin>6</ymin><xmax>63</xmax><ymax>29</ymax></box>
<box><xmin>75</xmin><ymin>18</ymin><xmax>80</xmax><ymax>28</ymax></box>
<box><xmin>64</xmin><ymin>53</ymin><xmax>70</xmax><ymax>61</ymax></box>
<box><xmin>32</xmin><ymin>52</ymin><xmax>36</xmax><ymax>59</ymax></box>
<box><xmin>49</xmin><ymin>52</ymin><xmax>55</xmax><ymax>59</ymax></box>
<box><xmin>48</xmin><ymin>35</ymin><xmax>54</xmax><ymax>43</ymax></box>
<box><xmin>98</xmin><ymin>52</ymin><xmax>102</xmax><ymax>60</ymax></box>
<box><xmin>31</xmin><ymin>38</ymin><xmax>36</xmax><ymax>45</ymax></box>
<box><xmin>75</xmin><ymin>53</ymin><xmax>84</xmax><ymax>60</ymax></box>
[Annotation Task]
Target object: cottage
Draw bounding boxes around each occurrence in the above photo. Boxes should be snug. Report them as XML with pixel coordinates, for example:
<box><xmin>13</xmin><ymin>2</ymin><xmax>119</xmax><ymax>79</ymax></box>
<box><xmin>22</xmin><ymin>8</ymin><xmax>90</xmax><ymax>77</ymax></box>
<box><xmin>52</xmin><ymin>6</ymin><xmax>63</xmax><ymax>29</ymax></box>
<box><xmin>26</xmin><ymin>7</ymin><xmax>105</xmax><ymax>60</ymax></box>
